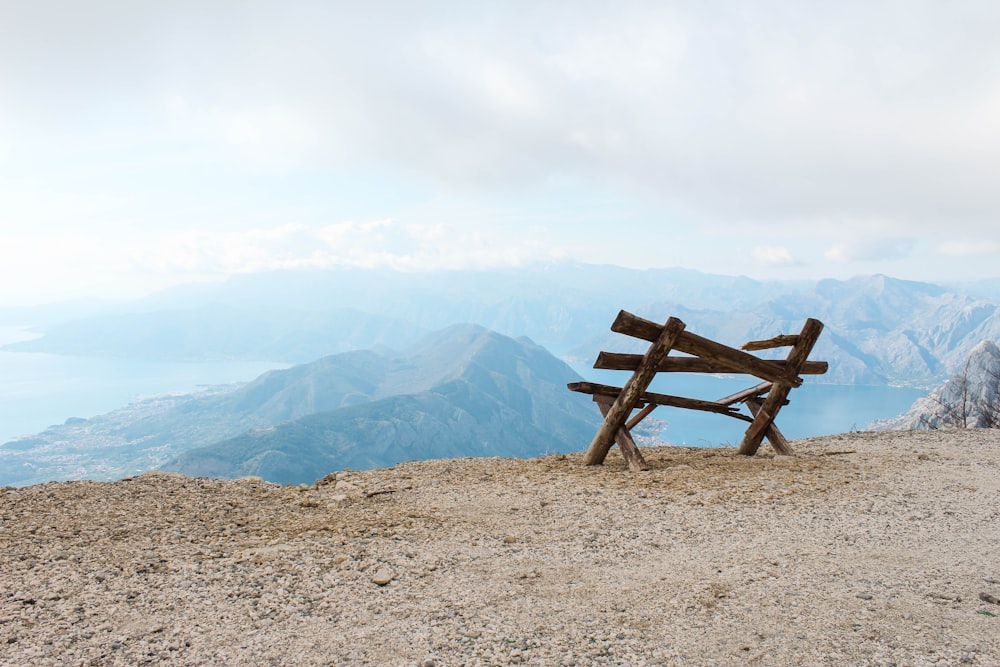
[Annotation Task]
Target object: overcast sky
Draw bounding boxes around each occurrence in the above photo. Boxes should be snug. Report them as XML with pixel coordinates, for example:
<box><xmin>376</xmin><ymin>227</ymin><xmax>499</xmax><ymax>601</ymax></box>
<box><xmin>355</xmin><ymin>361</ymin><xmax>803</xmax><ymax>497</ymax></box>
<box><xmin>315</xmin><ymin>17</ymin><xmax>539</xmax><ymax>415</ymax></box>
<box><xmin>2</xmin><ymin>1</ymin><xmax>1000</xmax><ymax>305</ymax></box>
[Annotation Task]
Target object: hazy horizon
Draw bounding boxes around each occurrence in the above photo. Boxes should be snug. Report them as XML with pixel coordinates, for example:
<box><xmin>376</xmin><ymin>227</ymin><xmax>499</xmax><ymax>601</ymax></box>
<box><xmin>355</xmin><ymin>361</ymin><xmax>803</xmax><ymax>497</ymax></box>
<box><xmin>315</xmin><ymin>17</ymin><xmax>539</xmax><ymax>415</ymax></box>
<box><xmin>4</xmin><ymin>261</ymin><xmax>1000</xmax><ymax>312</ymax></box>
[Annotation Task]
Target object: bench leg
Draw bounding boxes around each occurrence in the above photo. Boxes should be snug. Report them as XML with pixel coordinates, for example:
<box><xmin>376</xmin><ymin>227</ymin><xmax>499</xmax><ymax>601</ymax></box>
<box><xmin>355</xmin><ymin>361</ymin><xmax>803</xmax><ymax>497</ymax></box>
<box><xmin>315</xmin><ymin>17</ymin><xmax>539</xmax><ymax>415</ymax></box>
<box><xmin>595</xmin><ymin>397</ymin><xmax>650</xmax><ymax>472</ymax></box>
<box><xmin>746</xmin><ymin>397</ymin><xmax>794</xmax><ymax>456</ymax></box>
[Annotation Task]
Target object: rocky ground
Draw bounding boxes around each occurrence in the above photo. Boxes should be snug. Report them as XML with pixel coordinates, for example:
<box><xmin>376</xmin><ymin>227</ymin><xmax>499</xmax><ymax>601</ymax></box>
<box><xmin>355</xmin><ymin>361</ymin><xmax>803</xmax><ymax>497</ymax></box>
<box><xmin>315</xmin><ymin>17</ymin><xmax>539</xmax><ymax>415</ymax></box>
<box><xmin>1</xmin><ymin>429</ymin><xmax>999</xmax><ymax>666</ymax></box>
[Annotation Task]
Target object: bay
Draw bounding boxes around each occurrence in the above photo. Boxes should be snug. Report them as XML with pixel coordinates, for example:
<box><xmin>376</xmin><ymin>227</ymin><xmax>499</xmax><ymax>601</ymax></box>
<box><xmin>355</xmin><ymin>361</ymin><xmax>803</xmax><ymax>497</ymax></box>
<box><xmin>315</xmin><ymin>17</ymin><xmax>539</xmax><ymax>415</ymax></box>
<box><xmin>0</xmin><ymin>327</ymin><xmax>288</xmax><ymax>445</ymax></box>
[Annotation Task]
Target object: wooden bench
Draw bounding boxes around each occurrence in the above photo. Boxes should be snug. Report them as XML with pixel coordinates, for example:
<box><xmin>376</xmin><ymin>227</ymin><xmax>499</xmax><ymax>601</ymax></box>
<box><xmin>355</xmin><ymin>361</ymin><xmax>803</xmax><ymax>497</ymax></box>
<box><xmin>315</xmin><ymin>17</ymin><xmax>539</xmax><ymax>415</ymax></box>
<box><xmin>568</xmin><ymin>311</ymin><xmax>827</xmax><ymax>471</ymax></box>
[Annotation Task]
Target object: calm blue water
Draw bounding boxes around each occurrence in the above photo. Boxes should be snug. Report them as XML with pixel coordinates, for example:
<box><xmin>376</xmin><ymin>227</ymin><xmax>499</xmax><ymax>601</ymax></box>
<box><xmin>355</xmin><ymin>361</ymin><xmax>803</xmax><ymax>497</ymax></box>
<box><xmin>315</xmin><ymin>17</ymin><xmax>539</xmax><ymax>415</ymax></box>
<box><xmin>0</xmin><ymin>326</ymin><xmax>288</xmax><ymax>444</ymax></box>
<box><xmin>569</xmin><ymin>363</ymin><xmax>924</xmax><ymax>446</ymax></box>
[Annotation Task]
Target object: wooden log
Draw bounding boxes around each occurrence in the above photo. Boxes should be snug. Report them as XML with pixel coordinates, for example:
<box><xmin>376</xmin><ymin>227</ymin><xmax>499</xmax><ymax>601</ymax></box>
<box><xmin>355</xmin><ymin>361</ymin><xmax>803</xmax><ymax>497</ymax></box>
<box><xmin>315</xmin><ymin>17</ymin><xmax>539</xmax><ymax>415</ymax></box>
<box><xmin>594</xmin><ymin>352</ymin><xmax>828</xmax><ymax>376</ymax></box>
<box><xmin>741</xmin><ymin>334</ymin><xmax>800</xmax><ymax>351</ymax></box>
<box><xmin>738</xmin><ymin>318</ymin><xmax>824</xmax><ymax>455</ymax></box>
<box><xmin>746</xmin><ymin>397</ymin><xmax>793</xmax><ymax>455</ymax></box>
<box><xmin>676</xmin><ymin>330</ymin><xmax>803</xmax><ymax>386</ymax></box>
<box><xmin>609</xmin><ymin>309</ymin><xmax>678</xmax><ymax>341</ymax></box>
<box><xmin>716</xmin><ymin>382</ymin><xmax>773</xmax><ymax>406</ymax></box>
<box><xmin>626</xmin><ymin>403</ymin><xmax>658</xmax><ymax>430</ymax></box>
<box><xmin>568</xmin><ymin>381</ymin><xmax>752</xmax><ymax>421</ymax></box>
<box><xmin>583</xmin><ymin>317</ymin><xmax>686</xmax><ymax>466</ymax></box>
<box><xmin>609</xmin><ymin>311</ymin><xmax>803</xmax><ymax>386</ymax></box>
<box><xmin>594</xmin><ymin>396</ymin><xmax>649</xmax><ymax>472</ymax></box>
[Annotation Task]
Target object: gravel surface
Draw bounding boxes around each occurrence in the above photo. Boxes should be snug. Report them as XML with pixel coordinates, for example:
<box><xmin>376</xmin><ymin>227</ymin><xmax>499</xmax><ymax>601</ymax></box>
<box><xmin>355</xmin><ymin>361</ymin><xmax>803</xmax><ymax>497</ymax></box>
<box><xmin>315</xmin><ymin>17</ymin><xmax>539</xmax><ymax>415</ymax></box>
<box><xmin>2</xmin><ymin>429</ymin><xmax>999</xmax><ymax>666</ymax></box>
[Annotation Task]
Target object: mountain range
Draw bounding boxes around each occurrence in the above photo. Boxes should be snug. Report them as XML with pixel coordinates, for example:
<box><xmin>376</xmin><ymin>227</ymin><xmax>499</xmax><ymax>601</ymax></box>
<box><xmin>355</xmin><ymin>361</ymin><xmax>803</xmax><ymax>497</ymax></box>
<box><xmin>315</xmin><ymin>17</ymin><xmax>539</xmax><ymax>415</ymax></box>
<box><xmin>0</xmin><ymin>324</ymin><xmax>598</xmax><ymax>486</ymax></box>
<box><xmin>572</xmin><ymin>274</ymin><xmax>1000</xmax><ymax>386</ymax></box>
<box><xmin>6</xmin><ymin>265</ymin><xmax>1000</xmax><ymax>388</ymax></box>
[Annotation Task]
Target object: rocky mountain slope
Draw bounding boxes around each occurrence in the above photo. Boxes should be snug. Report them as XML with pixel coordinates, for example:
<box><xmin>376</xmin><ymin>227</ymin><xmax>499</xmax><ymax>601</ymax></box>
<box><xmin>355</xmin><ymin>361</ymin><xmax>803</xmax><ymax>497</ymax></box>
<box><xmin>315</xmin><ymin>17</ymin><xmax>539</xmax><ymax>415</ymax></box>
<box><xmin>874</xmin><ymin>340</ymin><xmax>1000</xmax><ymax>430</ymax></box>
<box><xmin>2</xmin><ymin>430</ymin><xmax>998</xmax><ymax>666</ymax></box>
<box><xmin>0</xmin><ymin>325</ymin><xmax>598</xmax><ymax>486</ymax></box>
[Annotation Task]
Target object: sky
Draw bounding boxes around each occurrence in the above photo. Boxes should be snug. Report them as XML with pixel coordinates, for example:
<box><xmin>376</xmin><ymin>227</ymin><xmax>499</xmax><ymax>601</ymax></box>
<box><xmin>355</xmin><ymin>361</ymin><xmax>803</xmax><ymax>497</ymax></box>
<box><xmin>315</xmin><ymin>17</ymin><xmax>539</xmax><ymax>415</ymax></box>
<box><xmin>2</xmin><ymin>1</ymin><xmax>1000</xmax><ymax>305</ymax></box>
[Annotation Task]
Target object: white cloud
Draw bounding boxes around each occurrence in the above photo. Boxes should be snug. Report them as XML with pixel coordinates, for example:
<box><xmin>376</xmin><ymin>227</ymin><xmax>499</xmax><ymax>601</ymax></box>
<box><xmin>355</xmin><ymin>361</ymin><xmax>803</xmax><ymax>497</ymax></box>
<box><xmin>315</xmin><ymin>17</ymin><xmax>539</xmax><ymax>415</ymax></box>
<box><xmin>825</xmin><ymin>238</ymin><xmax>915</xmax><ymax>263</ymax></box>
<box><xmin>938</xmin><ymin>240</ymin><xmax>1000</xmax><ymax>257</ymax></box>
<box><xmin>752</xmin><ymin>246</ymin><xmax>799</xmax><ymax>267</ymax></box>
<box><xmin>130</xmin><ymin>220</ymin><xmax>566</xmax><ymax>276</ymax></box>
<box><xmin>0</xmin><ymin>219</ymin><xmax>570</xmax><ymax>304</ymax></box>
<box><xmin>6</xmin><ymin>1</ymin><xmax>998</xmax><ymax>231</ymax></box>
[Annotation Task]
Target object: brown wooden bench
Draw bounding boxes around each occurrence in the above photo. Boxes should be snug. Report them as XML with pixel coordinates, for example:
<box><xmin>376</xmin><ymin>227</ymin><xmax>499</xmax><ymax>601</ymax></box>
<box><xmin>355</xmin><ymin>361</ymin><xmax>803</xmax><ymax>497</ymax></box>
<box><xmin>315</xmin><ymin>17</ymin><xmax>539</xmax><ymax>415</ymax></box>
<box><xmin>568</xmin><ymin>311</ymin><xmax>827</xmax><ymax>471</ymax></box>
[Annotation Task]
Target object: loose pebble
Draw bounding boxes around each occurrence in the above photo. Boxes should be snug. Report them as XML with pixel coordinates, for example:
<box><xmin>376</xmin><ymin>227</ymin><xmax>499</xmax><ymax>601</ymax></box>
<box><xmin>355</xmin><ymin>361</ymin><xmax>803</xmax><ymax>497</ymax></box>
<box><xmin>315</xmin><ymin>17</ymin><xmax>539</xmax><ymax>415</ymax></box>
<box><xmin>371</xmin><ymin>569</ymin><xmax>393</xmax><ymax>586</ymax></box>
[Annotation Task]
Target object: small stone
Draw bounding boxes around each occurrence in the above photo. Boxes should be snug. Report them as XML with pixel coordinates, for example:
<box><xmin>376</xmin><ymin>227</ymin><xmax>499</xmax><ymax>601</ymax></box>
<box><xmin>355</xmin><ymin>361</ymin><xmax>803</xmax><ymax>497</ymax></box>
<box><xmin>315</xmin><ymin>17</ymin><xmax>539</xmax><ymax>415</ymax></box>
<box><xmin>371</xmin><ymin>569</ymin><xmax>393</xmax><ymax>586</ymax></box>
<box><xmin>857</xmin><ymin>593</ymin><xmax>873</xmax><ymax>600</ymax></box>
<box><xmin>503</xmin><ymin>536</ymin><xmax>517</xmax><ymax>544</ymax></box>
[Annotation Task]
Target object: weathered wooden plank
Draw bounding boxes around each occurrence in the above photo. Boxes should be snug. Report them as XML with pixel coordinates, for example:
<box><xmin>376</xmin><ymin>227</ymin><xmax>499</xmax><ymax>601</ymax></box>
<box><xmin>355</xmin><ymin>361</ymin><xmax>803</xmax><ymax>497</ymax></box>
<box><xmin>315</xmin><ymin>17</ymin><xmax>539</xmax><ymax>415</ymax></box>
<box><xmin>738</xmin><ymin>318</ymin><xmax>824</xmax><ymax>455</ymax></box>
<box><xmin>741</xmin><ymin>334</ymin><xmax>800</xmax><ymax>351</ymax></box>
<box><xmin>609</xmin><ymin>311</ymin><xmax>804</xmax><ymax>386</ymax></box>
<box><xmin>609</xmin><ymin>309</ymin><xmax>670</xmax><ymax>341</ymax></box>
<box><xmin>569</xmin><ymin>381</ymin><xmax>752</xmax><ymax>421</ymax></box>
<box><xmin>676</xmin><ymin>330</ymin><xmax>802</xmax><ymax>386</ymax></box>
<box><xmin>716</xmin><ymin>382</ymin><xmax>773</xmax><ymax>406</ymax></box>
<box><xmin>625</xmin><ymin>402</ymin><xmax>658</xmax><ymax>430</ymax></box>
<box><xmin>594</xmin><ymin>396</ymin><xmax>649</xmax><ymax>472</ymax></box>
<box><xmin>746</xmin><ymin>397</ymin><xmax>793</xmax><ymax>455</ymax></box>
<box><xmin>583</xmin><ymin>317</ymin><xmax>686</xmax><ymax>466</ymax></box>
<box><xmin>594</xmin><ymin>352</ymin><xmax>828</xmax><ymax>376</ymax></box>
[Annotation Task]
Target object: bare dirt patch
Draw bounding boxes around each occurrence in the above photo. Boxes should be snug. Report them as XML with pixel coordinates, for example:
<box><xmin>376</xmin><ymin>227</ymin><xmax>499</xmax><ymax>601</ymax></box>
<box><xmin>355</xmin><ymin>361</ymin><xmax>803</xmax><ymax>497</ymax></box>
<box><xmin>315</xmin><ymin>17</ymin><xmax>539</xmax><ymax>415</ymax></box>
<box><xmin>2</xmin><ymin>429</ymin><xmax>999</xmax><ymax>665</ymax></box>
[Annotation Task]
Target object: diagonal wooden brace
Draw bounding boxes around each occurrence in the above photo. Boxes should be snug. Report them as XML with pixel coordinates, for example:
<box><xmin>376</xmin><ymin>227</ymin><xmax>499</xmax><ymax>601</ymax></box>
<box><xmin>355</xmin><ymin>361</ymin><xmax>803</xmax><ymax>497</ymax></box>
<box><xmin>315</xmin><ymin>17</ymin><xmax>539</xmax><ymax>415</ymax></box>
<box><xmin>738</xmin><ymin>318</ymin><xmax>824</xmax><ymax>455</ymax></box>
<box><xmin>745</xmin><ymin>397</ymin><xmax>793</xmax><ymax>456</ymax></box>
<box><xmin>593</xmin><ymin>396</ymin><xmax>650</xmax><ymax>472</ymax></box>
<box><xmin>583</xmin><ymin>317</ymin><xmax>685</xmax><ymax>465</ymax></box>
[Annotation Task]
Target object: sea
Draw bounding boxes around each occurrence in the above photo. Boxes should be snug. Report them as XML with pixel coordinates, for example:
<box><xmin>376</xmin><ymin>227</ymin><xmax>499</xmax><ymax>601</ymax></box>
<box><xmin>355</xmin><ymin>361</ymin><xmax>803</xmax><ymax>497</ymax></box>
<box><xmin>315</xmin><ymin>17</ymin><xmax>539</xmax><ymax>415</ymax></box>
<box><xmin>0</xmin><ymin>326</ymin><xmax>288</xmax><ymax>445</ymax></box>
<box><xmin>0</xmin><ymin>325</ymin><xmax>925</xmax><ymax>449</ymax></box>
